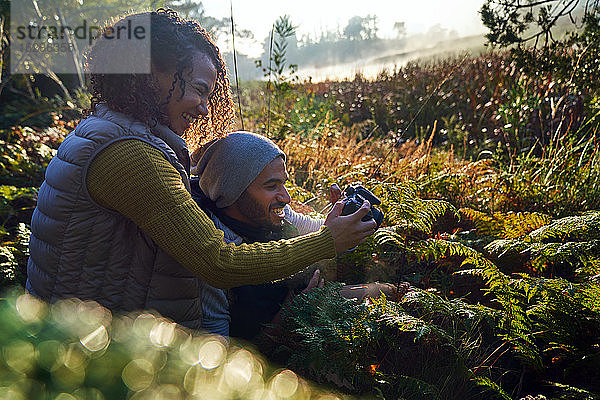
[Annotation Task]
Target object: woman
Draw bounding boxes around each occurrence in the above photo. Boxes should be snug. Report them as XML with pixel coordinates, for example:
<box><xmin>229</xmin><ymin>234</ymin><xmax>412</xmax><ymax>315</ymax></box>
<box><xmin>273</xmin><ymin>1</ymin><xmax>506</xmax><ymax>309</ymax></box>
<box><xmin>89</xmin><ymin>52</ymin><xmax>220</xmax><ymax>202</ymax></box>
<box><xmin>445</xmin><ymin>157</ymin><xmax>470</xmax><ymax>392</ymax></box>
<box><xmin>26</xmin><ymin>9</ymin><xmax>376</xmax><ymax>330</ymax></box>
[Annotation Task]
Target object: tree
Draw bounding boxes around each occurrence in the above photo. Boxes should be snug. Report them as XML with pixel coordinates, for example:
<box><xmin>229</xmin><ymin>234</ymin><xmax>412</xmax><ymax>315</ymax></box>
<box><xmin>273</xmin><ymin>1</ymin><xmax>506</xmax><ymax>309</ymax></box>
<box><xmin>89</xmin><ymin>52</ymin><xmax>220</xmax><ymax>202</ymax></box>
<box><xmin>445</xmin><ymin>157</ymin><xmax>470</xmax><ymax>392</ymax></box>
<box><xmin>343</xmin><ymin>15</ymin><xmax>379</xmax><ymax>40</ymax></box>
<box><xmin>480</xmin><ymin>0</ymin><xmax>598</xmax><ymax>48</ymax></box>
<box><xmin>426</xmin><ymin>23</ymin><xmax>448</xmax><ymax>41</ymax></box>
<box><xmin>393</xmin><ymin>21</ymin><xmax>407</xmax><ymax>39</ymax></box>
<box><xmin>480</xmin><ymin>0</ymin><xmax>600</xmax><ymax>94</ymax></box>
<box><xmin>173</xmin><ymin>0</ymin><xmax>253</xmax><ymax>42</ymax></box>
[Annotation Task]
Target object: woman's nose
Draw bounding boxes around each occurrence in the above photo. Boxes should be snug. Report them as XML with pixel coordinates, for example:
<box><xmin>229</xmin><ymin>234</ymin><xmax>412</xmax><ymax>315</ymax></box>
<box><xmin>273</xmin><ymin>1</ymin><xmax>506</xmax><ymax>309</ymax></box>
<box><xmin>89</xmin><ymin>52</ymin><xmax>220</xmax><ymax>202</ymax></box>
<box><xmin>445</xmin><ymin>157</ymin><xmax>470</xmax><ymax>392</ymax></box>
<box><xmin>197</xmin><ymin>100</ymin><xmax>209</xmax><ymax>117</ymax></box>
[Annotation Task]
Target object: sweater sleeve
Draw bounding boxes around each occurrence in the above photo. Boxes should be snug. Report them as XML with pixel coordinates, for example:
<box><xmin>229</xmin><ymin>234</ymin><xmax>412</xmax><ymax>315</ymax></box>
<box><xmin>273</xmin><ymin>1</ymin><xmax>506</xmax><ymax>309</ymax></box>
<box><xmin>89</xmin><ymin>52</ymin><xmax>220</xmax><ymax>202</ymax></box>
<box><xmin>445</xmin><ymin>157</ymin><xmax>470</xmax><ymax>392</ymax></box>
<box><xmin>284</xmin><ymin>205</ymin><xmax>325</xmax><ymax>235</ymax></box>
<box><xmin>86</xmin><ymin>139</ymin><xmax>336</xmax><ymax>289</ymax></box>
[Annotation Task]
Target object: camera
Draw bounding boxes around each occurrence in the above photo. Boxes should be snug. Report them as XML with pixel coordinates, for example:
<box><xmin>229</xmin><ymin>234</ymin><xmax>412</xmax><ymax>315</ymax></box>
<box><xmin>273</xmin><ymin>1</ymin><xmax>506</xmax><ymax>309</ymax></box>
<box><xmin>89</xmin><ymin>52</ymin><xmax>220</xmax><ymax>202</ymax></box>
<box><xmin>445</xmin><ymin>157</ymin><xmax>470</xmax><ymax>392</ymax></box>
<box><xmin>340</xmin><ymin>184</ymin><xmax>384</xmax><ymax>227</ymax></box>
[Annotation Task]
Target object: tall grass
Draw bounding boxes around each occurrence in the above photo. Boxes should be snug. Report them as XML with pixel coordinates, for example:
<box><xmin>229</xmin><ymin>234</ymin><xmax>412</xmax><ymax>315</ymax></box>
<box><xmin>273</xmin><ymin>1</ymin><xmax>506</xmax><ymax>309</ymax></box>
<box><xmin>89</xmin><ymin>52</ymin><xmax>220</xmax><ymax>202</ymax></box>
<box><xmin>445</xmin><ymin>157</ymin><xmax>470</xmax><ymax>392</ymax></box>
<box><xmin>237</xmin><ymin>50</ymin><xmax>600</xmax><ymax>218</ymax></box>
<box><xmin>2</xmin><ymin>46</ymin><xmax>600</xmax><ymax>400</ymax></box>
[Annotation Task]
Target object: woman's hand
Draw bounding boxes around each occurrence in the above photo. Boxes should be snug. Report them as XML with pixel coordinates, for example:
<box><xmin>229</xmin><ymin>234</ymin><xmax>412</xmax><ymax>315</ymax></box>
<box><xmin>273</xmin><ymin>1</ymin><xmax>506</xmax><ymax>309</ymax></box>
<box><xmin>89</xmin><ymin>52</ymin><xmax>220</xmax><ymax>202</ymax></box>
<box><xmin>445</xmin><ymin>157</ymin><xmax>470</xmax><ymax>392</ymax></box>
<box><xmin>324</xmin><ymin>199</ymin><xmax>377</xmax><ymax>254</ymax></box>
<box><xmin>302</xmin><ymin>269</ymin><xmax>324</xmax><ymax>293</ymax></box>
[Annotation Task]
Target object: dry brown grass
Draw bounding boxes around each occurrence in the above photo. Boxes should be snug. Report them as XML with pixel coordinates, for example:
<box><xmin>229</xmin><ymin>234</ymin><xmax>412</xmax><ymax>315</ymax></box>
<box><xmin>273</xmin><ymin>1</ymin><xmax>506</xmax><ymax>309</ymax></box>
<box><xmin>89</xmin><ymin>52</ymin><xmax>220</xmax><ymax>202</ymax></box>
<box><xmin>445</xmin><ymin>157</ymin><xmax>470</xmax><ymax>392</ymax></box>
<box><xmin>275</xmin><ymin>122</ymin><xmax>470</xmax><ymax>203</ymax></box>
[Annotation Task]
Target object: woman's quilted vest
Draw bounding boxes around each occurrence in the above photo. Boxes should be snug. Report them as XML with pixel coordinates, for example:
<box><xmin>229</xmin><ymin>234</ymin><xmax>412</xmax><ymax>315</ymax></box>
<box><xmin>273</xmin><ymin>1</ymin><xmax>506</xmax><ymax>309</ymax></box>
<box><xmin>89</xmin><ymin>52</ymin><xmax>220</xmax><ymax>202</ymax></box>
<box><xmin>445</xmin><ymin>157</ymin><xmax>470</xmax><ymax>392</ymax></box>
<box><xmin>26</xmin><ymin>105</ymin><xmax>205</xmax><ymax>329</ymax></box>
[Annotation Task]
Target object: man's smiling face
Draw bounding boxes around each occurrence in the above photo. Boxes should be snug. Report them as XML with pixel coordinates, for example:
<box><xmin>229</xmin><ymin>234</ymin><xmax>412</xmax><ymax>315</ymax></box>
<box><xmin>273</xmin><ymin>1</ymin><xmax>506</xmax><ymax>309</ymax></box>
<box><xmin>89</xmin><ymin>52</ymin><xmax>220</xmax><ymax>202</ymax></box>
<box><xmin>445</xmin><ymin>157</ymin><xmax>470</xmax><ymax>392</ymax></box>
<box><xmin>224</xmin><ymin>156</ymin><xmax>291</xmax><ymax>230</ymax></box>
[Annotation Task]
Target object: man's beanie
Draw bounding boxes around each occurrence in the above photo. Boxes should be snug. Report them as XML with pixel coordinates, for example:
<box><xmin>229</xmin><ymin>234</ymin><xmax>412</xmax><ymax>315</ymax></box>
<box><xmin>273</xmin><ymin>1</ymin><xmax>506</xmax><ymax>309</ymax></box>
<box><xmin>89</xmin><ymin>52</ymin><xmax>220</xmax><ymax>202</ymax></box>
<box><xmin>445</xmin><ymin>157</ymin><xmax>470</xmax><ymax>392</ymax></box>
<box><xmin>196</xmin><ymin>131</ymin><xmax>285</xmax><ymax>208</ymax></box>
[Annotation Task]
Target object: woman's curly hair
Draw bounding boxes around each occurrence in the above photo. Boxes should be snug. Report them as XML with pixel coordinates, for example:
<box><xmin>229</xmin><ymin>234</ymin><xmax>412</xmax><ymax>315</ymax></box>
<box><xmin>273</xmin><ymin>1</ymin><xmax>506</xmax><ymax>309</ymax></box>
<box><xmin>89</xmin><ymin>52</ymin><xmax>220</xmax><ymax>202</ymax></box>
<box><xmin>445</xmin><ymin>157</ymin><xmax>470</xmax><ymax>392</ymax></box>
<box><xmin>86</xmin><ymin>8</ymin><xmax>235</xmax><ymax>149</ymax></box>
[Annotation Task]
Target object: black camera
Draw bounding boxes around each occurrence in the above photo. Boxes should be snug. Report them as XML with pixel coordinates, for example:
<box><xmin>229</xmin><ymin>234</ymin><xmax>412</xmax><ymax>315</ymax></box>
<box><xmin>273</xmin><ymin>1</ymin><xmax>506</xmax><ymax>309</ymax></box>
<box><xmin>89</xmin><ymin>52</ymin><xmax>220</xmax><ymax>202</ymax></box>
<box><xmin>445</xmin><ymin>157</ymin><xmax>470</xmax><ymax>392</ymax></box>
<box><xmin>340</xmin><ymin>184</ymin><xmax>384</xmax><ymax>227</ymax></box>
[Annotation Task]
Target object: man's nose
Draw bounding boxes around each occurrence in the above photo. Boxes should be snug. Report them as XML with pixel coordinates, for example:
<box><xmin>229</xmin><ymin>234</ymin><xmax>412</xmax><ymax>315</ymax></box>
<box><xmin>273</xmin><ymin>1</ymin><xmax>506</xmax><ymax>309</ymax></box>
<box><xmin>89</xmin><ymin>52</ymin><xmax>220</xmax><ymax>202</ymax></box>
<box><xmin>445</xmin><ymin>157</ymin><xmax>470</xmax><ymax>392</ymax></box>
<box><xmin>278</xmin><ymin>187</ymin><xmax>291</xmax><ymax>204</ymax></box>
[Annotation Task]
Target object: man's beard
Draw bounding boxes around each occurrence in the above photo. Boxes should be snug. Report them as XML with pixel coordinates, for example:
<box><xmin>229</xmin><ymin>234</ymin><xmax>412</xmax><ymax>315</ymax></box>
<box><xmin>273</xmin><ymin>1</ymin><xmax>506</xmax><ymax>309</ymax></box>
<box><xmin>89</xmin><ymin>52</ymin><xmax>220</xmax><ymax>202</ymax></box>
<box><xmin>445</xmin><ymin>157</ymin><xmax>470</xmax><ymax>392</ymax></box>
<box><xmin>237</xmin><ymin>191</ymin><xmax>284</xmax><ymax>231</ymax></box>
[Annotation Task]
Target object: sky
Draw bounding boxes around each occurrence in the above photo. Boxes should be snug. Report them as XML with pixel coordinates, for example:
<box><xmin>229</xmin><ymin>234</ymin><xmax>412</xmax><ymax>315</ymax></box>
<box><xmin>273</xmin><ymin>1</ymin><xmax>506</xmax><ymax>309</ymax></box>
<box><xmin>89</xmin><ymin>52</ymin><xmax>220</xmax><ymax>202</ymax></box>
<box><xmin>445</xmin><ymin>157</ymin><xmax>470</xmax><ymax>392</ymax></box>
<box><xmin>201</xmin><ymin>0</ymin><xmax>488</xmax><ymax>57</ymax></box>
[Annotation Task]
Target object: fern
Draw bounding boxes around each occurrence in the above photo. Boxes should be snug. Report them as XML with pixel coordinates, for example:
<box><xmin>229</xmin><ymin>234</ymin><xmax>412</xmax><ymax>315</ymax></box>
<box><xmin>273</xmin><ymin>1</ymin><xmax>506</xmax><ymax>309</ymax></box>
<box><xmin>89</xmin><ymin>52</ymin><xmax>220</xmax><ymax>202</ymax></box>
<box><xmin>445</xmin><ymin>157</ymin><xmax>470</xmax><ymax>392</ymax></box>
<box><xmin>580</xmin><ymin>280</ymin><xmax>600</xmax><ymax>312</ymax></box>
<box><xmin>459</xmin><ymin>208</ymin><xmax>551</xmax><ymax>239</ymax></box>
<box><xmin>372</xmin><ymin>294</ymin><xmax>450</xmax><ymax>343</ymax></box>
<box><xmin>0</xmin><ymin>245</ymin><xmax>17</xmax><ymax>287</ymax></box>
<box><xmin>483</xmin><ymin>212</ymin><xmax>600</xmax><ymax>278</ymax></box>
<box><xmin>273</xmin><ymin>284</ymin><xmax>510</xmax><ymax>399</ymax></box>
<box><xmin>408</xmin><ymin>239</ymin><xmax>481</xmax><ymax>264</ymax></box>
<box><xmin>529</xmin><ymin>211</ymin><xmax>600</xmax><ymax>243</ymax></box>
<box><xmin>400</xmin><ymin>288</ymin><xmax>500</xmax><ymax>326</ymax></box>
<box><xmin>275</xmin><ymin>283</ymin><xmax>376</xmax><ymax>390</ymax></box>
<box><xmin>372</xmin><ymin>181</ymin><xmax>458</xmax><ymax>237</ymax></box>
<box><xmin>375</xmin><ymin>229</ymin><xmax>481</xmax><ymax>265</ymax></box>
<box><xmin>459</xmin><ymin>255</ymin><xmax>543</xmax><ymax>370</ymax></box>
<box><xmin>544</xmin><ymin>382</ymin><xmax>598</xmax><ymax>400</ymax></box>
<box><xmin>486</xmin><ymin>239</ymin><xmax>600</xmax><ymax>277</ymax></box>
<box><xmin>283</xmin><ymin>187</ymin><xmax>600</xmax><ymax>397</ymax></box>
<box><xmin>462</xmin><ymin>258</ymin><xmax>600</xmax><ymax>374</ymax></box>
<box><xmin>0</xmin><ymin>223</ymin><xmax>30</xmax><ymax>288</ymax></box>
<box><xmin>393</xmin><ymin>374</ymin><xmax>443</xmax><ymax>399</ymax></box>
<box><xmin>472</xmin><ymin>376</ymin><xmax>513</xmax><ymax>400</ymax></box>
<box><xmin>518</xmin><ymin>276</ymin><xmax>600</xmax><ymax>349</ymax></box>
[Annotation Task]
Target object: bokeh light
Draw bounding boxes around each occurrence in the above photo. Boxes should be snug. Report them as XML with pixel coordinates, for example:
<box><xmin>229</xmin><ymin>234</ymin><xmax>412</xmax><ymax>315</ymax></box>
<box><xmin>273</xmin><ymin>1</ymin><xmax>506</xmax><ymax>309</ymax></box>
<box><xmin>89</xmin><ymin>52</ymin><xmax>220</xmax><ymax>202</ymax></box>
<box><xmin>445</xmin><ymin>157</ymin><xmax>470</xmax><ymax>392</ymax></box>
<box><xmin>133</xmin><ymin>313</ymin><xmax>159</xmax><ymax>339</ymax></box>
<box><xmin>3</xmin><ymin>340</ymin><xmax>36</xmax><ymax>374</ymax></box>
<box><xmin>15</xmin><ymin>293</ymin><xmax>47</xmax><ymax>323</ymax></box>
<box><xmin>0</xmin><ymin>293</ymin><xmax>342</xmax><ymax>400</ymax></box>
<box><xmin>269</xmin><ymin>369</ymin><xmax>299</xmax><ymax>398</ymax></box>
<box><xmin>122</xmin><ymin>359</ymin><xmax>155</xmax><ymax>392</ymax></box>
<box><xmin>223</xmin><ymin>349</ymin><xmax>253</xmax><ymax>389</ymax></box>
<box><xmin>37</xmin><ymin>340</ymin><xmax>66</xmax><ymax>371</ymax></box>
<box><xmin>0</xmin><ymin>387</ymin><xmax>25</xmax><ymax>400</ymax></box>
<box><xmin>197</xmin><ymin>339</ymin><xmax>227</xmax><ymax>369</ymax></box>
<box><xmin>55</xmin><ymin>393</ymin><xmax>77</xmax><ymax>400</ymax></box>
<box><xmin>80</xmin><ymin>325</ymin><xmax>110</xmax><ymax>352</ymax></box>
<box><xmin>183</xmin><ymin>364</ymin><xmax>222</xmax><ymax>398</ymax></box>
<box><xmin>149</xmin><ymin>321</ymin><xmax>176</xmax><ymax>348</ymax></box>
<box><xmin>72</xmin><ymin>387</ymin><xmax>105</xmax><ymax>400</ymax></box>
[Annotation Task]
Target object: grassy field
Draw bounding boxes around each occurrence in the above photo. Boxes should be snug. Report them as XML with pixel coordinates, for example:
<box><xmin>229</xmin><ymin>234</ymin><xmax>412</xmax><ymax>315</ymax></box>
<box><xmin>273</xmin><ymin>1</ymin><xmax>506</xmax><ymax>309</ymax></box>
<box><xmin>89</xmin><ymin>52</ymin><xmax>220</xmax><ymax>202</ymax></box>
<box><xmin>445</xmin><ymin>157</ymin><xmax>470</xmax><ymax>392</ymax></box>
<box><xmin>1</xmin><ymin>47</ymin><xmax>600</xmax><ymax>399</ymax></box>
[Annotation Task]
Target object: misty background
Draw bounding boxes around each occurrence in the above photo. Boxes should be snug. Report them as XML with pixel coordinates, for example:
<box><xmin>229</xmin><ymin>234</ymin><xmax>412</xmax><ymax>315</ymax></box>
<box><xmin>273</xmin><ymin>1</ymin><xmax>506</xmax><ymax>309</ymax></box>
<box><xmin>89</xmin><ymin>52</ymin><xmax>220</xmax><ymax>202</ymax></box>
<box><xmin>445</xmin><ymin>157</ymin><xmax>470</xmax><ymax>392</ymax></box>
<box><xmin>172</xmin><ymin>0</ymin><xmax>489</xmax><ymax>81</ymax></box>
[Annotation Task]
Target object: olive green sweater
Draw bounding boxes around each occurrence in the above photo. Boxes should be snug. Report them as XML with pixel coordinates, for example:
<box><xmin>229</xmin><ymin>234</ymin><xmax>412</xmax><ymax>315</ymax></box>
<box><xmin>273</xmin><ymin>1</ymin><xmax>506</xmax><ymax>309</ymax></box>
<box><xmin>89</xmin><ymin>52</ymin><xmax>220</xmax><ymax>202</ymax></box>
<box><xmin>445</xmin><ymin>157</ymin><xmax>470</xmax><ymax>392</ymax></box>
<box><xmin>86</xmin><ymin>139</ymin><xmax>336</xmax><ymax>289</ymax></box>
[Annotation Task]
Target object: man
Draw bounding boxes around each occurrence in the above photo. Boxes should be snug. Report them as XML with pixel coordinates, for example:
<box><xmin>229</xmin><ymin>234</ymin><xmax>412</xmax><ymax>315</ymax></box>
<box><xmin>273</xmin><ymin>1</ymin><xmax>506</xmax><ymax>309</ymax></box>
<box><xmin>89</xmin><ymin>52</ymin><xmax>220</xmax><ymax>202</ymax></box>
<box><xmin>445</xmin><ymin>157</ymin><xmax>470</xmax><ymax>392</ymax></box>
<box><xmin>191</xmin><ymin>131</ymin><xmax>398</xmax><ymax>339</ymax></box>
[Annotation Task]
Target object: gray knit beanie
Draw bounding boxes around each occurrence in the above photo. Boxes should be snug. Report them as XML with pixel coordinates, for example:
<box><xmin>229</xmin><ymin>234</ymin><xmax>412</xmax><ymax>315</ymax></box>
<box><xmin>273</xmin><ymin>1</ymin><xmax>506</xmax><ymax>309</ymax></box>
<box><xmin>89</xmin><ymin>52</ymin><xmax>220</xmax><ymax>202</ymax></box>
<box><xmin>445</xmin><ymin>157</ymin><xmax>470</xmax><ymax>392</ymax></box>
<box><xmin>197</xmin><ymin>131</ymin><xmax>285</xmax><ymax>208</ymax></box>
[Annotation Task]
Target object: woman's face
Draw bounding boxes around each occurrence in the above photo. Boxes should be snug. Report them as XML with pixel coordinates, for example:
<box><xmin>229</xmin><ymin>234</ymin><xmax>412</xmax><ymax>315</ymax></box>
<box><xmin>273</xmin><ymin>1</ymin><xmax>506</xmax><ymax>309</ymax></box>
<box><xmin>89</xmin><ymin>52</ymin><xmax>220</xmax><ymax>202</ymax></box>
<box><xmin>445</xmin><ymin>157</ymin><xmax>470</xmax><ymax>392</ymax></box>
<box><xmin>155</xmin><ymin>51</ymin><xmax>217</xmax><ymax>136</ymax></box>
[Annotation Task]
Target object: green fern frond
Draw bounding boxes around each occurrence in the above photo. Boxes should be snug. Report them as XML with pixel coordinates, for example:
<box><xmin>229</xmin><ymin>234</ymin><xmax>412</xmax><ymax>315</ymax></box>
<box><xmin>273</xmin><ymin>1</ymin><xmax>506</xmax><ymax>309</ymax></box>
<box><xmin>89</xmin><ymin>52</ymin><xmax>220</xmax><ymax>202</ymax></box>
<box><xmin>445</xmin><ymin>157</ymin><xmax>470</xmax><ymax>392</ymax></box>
<box><xmin>460</xmin><ymin>257</ymin><xmax>544</xmax><ymax>370</ymax></box>
<box><xmin>398</xmin><ymin>288</ymin><xmax>501</xmax><ymax>339</ymax></box>
<box><xmin>408</xmin><ymin>239</ymin><xmax>481</xmax><ymax>264</ymax></box>
<box><xmin>501</xmin><ymin>211</ymin><xmax>552</xmax><ymax>239</ymax></box>
<box><xmin>276</xmin><ymin>283</ymin><xmax>379</xmax><ymax>388</ymax></box>
<box><xmin>0</xmin><ymin>246</ymin><xmax>18</xmax><ymax>286</ymax></box>
<box><xmin>394</xmin><ymin>374</ymin><xmax>443</xmax><ymax>399</ymax></box>
<box><xmin>372</xmin><ymin>182</ymin><xmax>458</xmax><ymax>236</ymax></box>
<box><xmin>486</xmin><ymin>239</ymin><xmax>600</xmax><ymax>277</ymax></box>
<box><xmin>374</xmin><ymin>227</ymin><xmax>407</xmax><ymax>249</ymax></box>
<box><xmin>545</xmin><ymin>381</ymin><xmax>598</xmax><ymax>400</ymax></box>
<box><xmin>377</xmin><ymin>307</ymin><xmax>445</xmax><ymax>341</ymax></box>
<box><xmin>580</xmin><ymin>281</ymin><xmax>600</xmax><ymax>311</ymax></box>
<box><xmin>459</xmin><ymin>208</ymin><xmax>551</xmax><ymax>239</ymax></box>
<box><xmin>485</xmin><ymin>239</ymin><xmax>530</xmax><ymax>258</ymax></box>
<box><xmin>529</xmin><ymin>211</ymin><xmax>600</xmax><ymax>243</ymax></box>
<box><xmin>369</xmin><ymin>294</ymin><xmax>436</xmax><ymax>336</ymax></box>
<box><xmin>374</xmin><ymin>230</ymin><xmax>483</xmax><ymax>268</ymax></box>
<box><xmin>472</xmin><ymin>376</ymin><xmax>512</xmax><ymax>400</ymax></box>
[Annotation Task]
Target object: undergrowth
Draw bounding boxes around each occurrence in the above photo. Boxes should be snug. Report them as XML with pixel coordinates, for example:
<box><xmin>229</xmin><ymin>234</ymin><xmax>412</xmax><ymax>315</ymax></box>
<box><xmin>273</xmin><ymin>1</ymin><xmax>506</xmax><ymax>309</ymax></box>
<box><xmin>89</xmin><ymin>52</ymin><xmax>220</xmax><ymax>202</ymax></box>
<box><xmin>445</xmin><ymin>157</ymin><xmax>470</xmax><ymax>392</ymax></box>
<box><xmin>267</xmin><ymin>182</ymin><xmax>600</xmax><ymax>400</ymax></box>
<box><xmin>1</xmin><ymin>49</ymin><xmax>600</xmax><ymax>399</ymax></box>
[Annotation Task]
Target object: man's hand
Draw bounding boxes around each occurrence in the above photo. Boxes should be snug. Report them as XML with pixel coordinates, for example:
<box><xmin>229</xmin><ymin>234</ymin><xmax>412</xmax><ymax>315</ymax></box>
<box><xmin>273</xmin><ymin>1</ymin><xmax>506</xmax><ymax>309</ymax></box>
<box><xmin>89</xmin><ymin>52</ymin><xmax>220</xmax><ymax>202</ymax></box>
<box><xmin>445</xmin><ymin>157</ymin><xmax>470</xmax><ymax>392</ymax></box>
<box><xmin>328</xmin><ymin>183</ymin><xmax>342</xmax><ymax>205</ymax></box>
<box><xmin>324</xmin><ymin>200</ymin><xmax>377</xmax><ymax>254</ymax></box>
